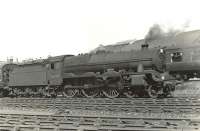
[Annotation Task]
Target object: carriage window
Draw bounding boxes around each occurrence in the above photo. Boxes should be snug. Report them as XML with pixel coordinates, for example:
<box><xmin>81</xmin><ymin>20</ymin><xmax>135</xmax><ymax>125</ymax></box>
<box><xmin>171</xmin><ymin>52</ymin><xmax>183</xmax><ymax>62</ymax></box>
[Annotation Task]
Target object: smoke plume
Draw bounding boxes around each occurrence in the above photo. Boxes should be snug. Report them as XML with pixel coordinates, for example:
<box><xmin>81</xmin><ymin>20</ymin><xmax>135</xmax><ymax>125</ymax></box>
<box><xmin>145</xmin><ymin>24</ymin><xmax>182</xmax><ymax>44</ymax></box>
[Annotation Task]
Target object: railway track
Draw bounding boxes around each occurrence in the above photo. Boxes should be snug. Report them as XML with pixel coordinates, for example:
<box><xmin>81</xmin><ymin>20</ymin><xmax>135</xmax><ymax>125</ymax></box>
<box><xmin>0</xmin><ymin>109</ymin><xmax>199</xmax><ymax>131</ymax></box>
<box><xmin>0</xmin><ymin>97</ymin><xmax>200</xmax><ymax>130</ymax></box>
<box><xmin>1</xmin><ymin>97</ymin><xmax>200</xmax><ymax>113</ymax></box>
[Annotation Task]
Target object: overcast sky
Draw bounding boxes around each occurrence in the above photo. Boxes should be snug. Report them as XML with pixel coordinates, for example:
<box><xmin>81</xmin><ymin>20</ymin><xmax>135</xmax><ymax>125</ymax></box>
<box><xmin>0</xmin><ymin>0</ymin><xmax>200</xmax><ymax>61</ymax></box>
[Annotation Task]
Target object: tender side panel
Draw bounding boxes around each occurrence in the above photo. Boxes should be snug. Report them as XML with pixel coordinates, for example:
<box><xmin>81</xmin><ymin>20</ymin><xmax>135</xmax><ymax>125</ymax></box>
<box><xmin>9</xmin><ymin>64</ymin><xmax>47</xmax><ymax>87</ymax></box>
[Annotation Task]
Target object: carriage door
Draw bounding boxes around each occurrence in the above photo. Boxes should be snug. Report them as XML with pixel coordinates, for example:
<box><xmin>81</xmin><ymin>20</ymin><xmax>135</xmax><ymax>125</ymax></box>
<box><xmin>47</xmin><ymin>62</ymin><xmax>63</xmax><ymax>86</ymax></box>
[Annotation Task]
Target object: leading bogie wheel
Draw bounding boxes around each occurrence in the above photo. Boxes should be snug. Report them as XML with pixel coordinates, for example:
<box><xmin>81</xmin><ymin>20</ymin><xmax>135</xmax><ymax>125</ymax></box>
<box><xmin>147</xmin><ymin>85</ymin><xmax>159</xmax><ymax>98</ymax></box>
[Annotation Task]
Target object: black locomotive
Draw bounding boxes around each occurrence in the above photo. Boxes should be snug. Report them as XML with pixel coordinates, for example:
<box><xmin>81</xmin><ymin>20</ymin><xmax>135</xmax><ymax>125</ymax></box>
<box><xmin>0</xmin><ymin>43</ymin><xmax>175</xmax><ymax>98</ymax></box>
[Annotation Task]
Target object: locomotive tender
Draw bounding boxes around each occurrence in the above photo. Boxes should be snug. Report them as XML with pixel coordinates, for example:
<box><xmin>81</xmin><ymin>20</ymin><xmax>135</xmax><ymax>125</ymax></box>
<box><xmin>0</xmin><ymin>44</ymin><xmax>175</xmax><ymax>98</ymax></box>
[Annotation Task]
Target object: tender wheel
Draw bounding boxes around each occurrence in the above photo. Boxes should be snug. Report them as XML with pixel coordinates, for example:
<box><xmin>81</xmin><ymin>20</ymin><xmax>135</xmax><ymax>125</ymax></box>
<box><xmin>102</xmin><ymin>88</ymin><xmax>119</xmax><ymax>98</ymax></box>
<box><xmin>63</xmin><ymin>88</ymin><xmax>78</xmax><ymax>98</ymax></box>
<box><xmin>123</xmin><ymin>89</ymin><xmax>137</xmax><ymax>98</ymax></box>
<box><xmin>147</xmin><ymin>85</ymin><xmax>159</xmax><ymax>98</ymax></box>
<box><xmin>81</xmin><ymin>88</ymin><xmax>99</xmax><ymax>98</ymax></box>
<box><xmin>12</xmin><ymin>88</ymin><xmax>22</xmax><ymax>97</ymax></box>
<box><xmin>38</xmin><ymin>88</ymin><xmax>45</xmax><ymax>97</ymax></box>
<box><xmin>25</xmin><ymin>88</ymin><xmax>32</xmax><ymax>97</ymax></box>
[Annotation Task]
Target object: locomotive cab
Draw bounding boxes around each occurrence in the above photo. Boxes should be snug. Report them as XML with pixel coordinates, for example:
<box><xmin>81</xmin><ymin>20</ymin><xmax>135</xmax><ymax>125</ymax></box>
<box><xmin>46</xmin><ymin>60</ymin><xmax>63</xmax><ymax>86</ymax></box>
<box><xmin>46</xmin><ymin>55</ymin><xmax>74</xmax><ymax>87</ymax></box>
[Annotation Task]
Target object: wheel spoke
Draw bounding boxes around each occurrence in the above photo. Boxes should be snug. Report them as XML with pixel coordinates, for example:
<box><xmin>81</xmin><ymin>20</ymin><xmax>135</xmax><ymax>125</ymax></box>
<box><xmin>102</xmin><ymin>89</ymin><xmax>119</xmax><ymax>98</ymax></box>
<box><xmin>63</xmin><ymin>88</ymin><xmax>78</xmax><ymax>98</ymax></box>
<box><xmin>148</xmin><ymin>86</ymin><xmax>159</xmax><ymax>98</ymax></box>
<box><xmin>81</xmin><ymin>88</ymin><xmax>99</xmax><ymax>98</ymax></box>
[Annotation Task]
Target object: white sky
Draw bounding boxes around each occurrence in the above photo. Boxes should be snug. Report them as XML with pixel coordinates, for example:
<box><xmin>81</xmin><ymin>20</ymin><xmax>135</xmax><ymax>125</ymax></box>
<box><xmin>0</xmin><ymin>0</ymin><xmax>200</xmax><ymax>61</ymax></box>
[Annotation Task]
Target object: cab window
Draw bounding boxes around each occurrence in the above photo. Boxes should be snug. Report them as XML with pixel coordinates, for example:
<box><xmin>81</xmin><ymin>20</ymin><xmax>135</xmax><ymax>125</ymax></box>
<box><xmin>50</xmin><ymin>63</ymin><xmax>55</xmax><ymax>69</ymax></box>
<box><xmin>171</xmin><ymin>52</ymin><xmax>183</xmax><ymax>62</ymax></box>
<box><xmin>50</xmin><ymin>62</ymin><xmax>60</xmax><ymax>70</ymax></box>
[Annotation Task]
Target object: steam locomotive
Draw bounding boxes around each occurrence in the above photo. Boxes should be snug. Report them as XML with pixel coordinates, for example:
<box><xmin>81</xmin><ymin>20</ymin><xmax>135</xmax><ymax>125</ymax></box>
<box><xmin>0</xmin><ymin>43</ymin><xmax>176</xmax><ymax>98</ymax></box>
<box><xmin>1</xmin><ymin>30</ymin><xmax>200</xmax><ymax>98</ymax></box>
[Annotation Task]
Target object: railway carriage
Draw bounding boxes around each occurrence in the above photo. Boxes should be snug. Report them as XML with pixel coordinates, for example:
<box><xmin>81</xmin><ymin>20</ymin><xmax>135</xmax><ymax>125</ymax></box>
<box><xmin>166</xmin><ymin>45</ymin><xmax>200</xmax><ymax>80</ymax></box>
